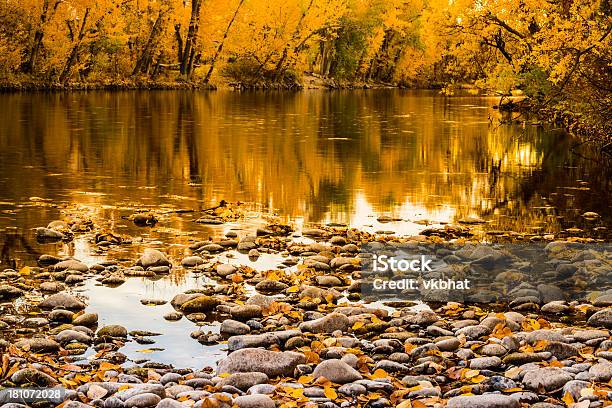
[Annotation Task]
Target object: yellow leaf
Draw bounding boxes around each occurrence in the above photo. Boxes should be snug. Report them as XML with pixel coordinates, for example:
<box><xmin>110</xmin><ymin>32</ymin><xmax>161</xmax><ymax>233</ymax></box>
<box><xmin>470</xmin><ymin>375</ymin><xmax>486</xmax><ymax>383</ymax></box>
<box><xmin>298</xmin><ymin>375</ymin><xmax>313</xmax><ymax>384</ymax></box>
<box><xmin>287</xmin><ymin>285</ymin><xmax>300</xmax><ymax>293</ymax></box>
<box><xmin>396</xmin><ymin>401</ymin><xmax>412</xmax><ymax>408</ymax></box>
<box><xmin>464</xmin><ymin>369</ymin><xmax>480</xmax><ymax>379</ymax></box>
<box><xmin>352</xmin><ymin>321</ymin><xmax>365</xmax><ymax>330</ymax></box>
<box><xmin>19</xmin><ymin>266</ymin><xmax>31</xmax><ymax>276</ymax></box>
<box><xmin>412</xmin><ymin>401</ymin><xmax>428</xmax><ymax>408</ymax></box>
<box><xmin>562</xmin><ymin>391</ymin><xmax>575</xmax><ymax>406</ymax></box>
<box><xmin>370</xmin><ymin>369</ymin><xmax>389</xmax><ymax>379</ymax></box>
<box><xmin>323</xmin><ymin>387</ymin><xmax>337</xmax><ymax>400</ymax></box>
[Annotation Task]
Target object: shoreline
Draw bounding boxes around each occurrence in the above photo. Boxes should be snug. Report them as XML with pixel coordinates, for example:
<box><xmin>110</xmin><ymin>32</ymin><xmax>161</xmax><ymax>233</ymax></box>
<box><xmin>1</xmin><ymin>203</ymin><xmax>611</xmax><ymax>407</ymax></box>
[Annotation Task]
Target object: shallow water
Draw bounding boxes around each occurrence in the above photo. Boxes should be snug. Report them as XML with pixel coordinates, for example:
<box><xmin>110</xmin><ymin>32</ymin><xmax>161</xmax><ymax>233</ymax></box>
<box><xmin>0</xmin><ymin>89</ymin><xmax>609</xmax><ymax>368</ymax></box>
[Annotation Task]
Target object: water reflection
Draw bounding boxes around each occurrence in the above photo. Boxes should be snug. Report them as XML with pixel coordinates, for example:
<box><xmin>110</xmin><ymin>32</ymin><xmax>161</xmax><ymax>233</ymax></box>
<box><xmin>0</xmin><ymin>90</ymin><xmax>609</xmax><ymax>251</ymax></box>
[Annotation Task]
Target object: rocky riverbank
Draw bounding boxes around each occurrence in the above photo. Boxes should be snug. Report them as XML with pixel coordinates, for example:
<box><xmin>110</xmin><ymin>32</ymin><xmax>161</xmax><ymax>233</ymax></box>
<box><xmin>0</xmin><ymin>204</ymin><xmax>611</xmax><ymax>408</ymax></box>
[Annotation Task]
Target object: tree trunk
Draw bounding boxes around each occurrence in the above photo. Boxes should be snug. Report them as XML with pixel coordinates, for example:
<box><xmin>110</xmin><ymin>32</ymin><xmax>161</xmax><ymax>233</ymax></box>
<box><xmin>204</xmin><ymin>0</ymin><xmax>245</xmax><ymax>83</ymax></box>
<box><xmin>273</xmin><ymin>0</ymin><xmax>315</xmax><ymax>80</ymax></box>
<box><xmin>180</xmin><ymin>0</ymin><xmax>203</xmax><ymax>78</ymax></box>
<box><xmin>22</xmin><ymin>0</ymin><xmax>61</xmax><ymax>74</ymax></box>
<box><xmin>59</xmin><ymin>8</ymin><xmax>90</xmax><ymax>84</ymax></box>
<box><xmin>133</xmin><ymin>10</ymin><xmax>165</xmax><ymax>76</ymax></box>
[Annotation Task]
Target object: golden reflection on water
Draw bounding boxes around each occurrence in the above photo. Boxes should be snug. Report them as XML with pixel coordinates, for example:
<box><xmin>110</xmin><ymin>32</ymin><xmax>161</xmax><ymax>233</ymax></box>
<box><xmin>0</xmin><ymin>90</ymin><xmax>607</xmax><ymax>248</ymax></box>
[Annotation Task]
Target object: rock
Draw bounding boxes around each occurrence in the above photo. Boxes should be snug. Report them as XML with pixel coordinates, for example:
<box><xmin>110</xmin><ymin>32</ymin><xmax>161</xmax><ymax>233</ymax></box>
<box><xmin>338</xmin><ymin>383</ymin><xmax>367</xmax><ymax>396</ymax></box>
<box><xmin>562</xmin><ymin>380</ymin><xmax>590</xmax><ymax>401</ymax></box>
<box><xmin>522</xmin><ymin>367</ymin><xmax>573</xmax><ymax>392</ymax></box>
<box><xmin>543</xmin><ymin>341</ymin><xmax>579</xmax><ymax>359</ymax></box>
<box><xmin>435</xmin><ymin>338</ymin><xmax>461</xmax><ymax>351</ymax></box>
<box><xmin>73</xmin><ymin>313</ymin><xmax>99</xmax><ymax>326</ymax></box>
<box><xmin>232</xmin><ymin>395</ymin><xmax>275</xmax><ymax>408</ymax></box>
<box><xmin>217</xmin><ymin>348</ymin><xmax>305</xmax><ymax>377</ymax></box>
<box><xmin>589</xmin><ymin>363</ymin><xmax>612</xmax><ymax>382</ymax></box>
<box><xmin>230</xmin><ymin>305</ymin><xmax>262</xmax><ymax>320</ymax></box>
<box><xmin>180</xmin><ymin>296</ymin><xmax>220</xmax><ymax>313</ymax></box>
<box><xmin>97</xmin><ymin>325</ymin><xmax>128</xmax><ymax>338</ymax></box>
<box><xmin>217</xmin><ymin>372</ymin><xmax>268</xmax><ymax>391</ymax></box>
<box><xmin>11</xmin><ymin>368</ymin><xmax>57</xmax><ymax>386</ymax></box>
<box><xmin>588</xmin><ymin>308</ymin><xmax>612</xmax><ymax>328</ymax></box>
<box><xmin>40</xmin><ymin>281</ymin><xmax>65</xmax><ymax>292</ymax></box>
<box><xmin>36</xmin><ymin>228</ymin><xmax>65</xmax><ymax>241</ymax></box>
<box><xmin>52</xmin><ymin>259</ymin><xmax>88</xmax><ymax>272</ymax></box>
<box><xmin>469</xmin><ymin>356</ymin><xmax>502</xmax><ymax>370</ymax></box>
<box><xmin>246</xmin><ymin>294</ymin><xmax>277</xmax><ymax>309</ymax></box>
<box><xmin>312</xmin><ymin>359</ymin><xmax>363</xmax><ymax>384</ymax></box>
<box><xmin>164</xmin><ymin>312</ymin><xmax>183</xmax><ymax>321</ymax></box>
<box><xmin>49</xmin><ymin>309</ymin><xmax>74</xmax><ymax>323</ymax></box>
<box><xmin>299</xmin><ymin>313</ymin><xmax>350</xmax><ymax>333</ymax></box>
<box><xmin>503</xmin><ymin>352</ymin><xmax>547</xmax><ymax>365</ymax></box>
<box><xmin>55</xmin><ymin>329</ymin><xmax>92</xmax><ymax>344</ymax></box>
<box><xmin>181</xmin><ymin>256</ymin><xmax>204</xmax><ymax>267</ymax></box>
<box><xmin>594</xmin><ymin>294</ymin><xmax>612</xmax><ymax>307</ymax></box>
<box><xmin>228</xmin><ymin>334</ymin><xmax>278</xmax><ymax>351</ymax></box>
<box><xmin>39</xmin><ymin>292</ymin><xmax>86</xmax><ymax>310</ymax></box>
<box><xmin>216</xmin><ymin>264</ymin><xmax>237</xmax><ymax>277</ymax></box>
<box><xmin>123</xmin><ymin>393</ymin><xmax>161</xmax><ymax>408</ymax></box>
<box><xmin>0</xmin><ymin>285</ymin><xmax>23</xmax><ymax>299</ymax></box>
<box><xmin>447</xmin><ymin>395</ymin><xmax>520</xmax><ymax>408</ymax></box>
<box><xmin>525</xmin><ymin>330</ymin><xmax>567</xmax><ymax>344</ymax></box>
<box><xmin>254</xmin><ymin>280</ymin><xmax>288</xmax><ymax>293</ymax></box>
<box><xmin>155</xmin><ymin>399</ymin><xmax>184</xmax><ymax>408</ymax></box>
<box><xmin>14</xmin><ymin>337</ymin><xmax>60</xmax><ymax>353</ymax></box>
<box><xmin>220</xmin><ymin>320</ymin><xmax>250</xmax><ymax>335</ymax></box>
<box><xmin>137</xmin><ymin>249</ymin><xmax>170</xmax><ymax>269</ymax></box>
<box><xmin>315</xmin><ymin>276</ymin><xmax>342</xmax><ymax>286</ymax></box>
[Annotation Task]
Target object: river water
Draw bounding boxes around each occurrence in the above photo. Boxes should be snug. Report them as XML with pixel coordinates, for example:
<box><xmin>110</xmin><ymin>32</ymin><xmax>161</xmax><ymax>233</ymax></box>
<box><xmin>0</xmin><ymin>89</ymin><xmax>609</xmax><ymax>367</ymax></box>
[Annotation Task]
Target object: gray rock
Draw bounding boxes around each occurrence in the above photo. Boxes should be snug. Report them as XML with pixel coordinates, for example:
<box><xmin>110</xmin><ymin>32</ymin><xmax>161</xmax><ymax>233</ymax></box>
<box><xmin>562</xmin><ymin>380</ymin><xmax>590</xmax><ymax>401</ymax></box>
<box><xmin>588</xmin><ymin>308</ymin><xmax>612</xmax><ymax>328</ymax></box>
<box><xmin>216</xmin><ymin>264</ymin><xmax>237</xmax><ymax>277</ymax></box>
<box><xmin>299</xmin><ymin>313</ymin><xmax>350</xmax><ymax>333</ymax></box>
<box><xmin>11</xmin><ymin>368</ymin><xmax>57</xmax><ymax>386</ymax></box>
<box><xmin>39</xmin><ymin>292</ymin><xmax>86</xmax><ymax>310</ymax></box>
<box><xmin>220</xmin><ymin>320</ymin><xmax>250</xmax><ymax>335</ymax></box>
<box><xmin>232</xmin><ymin>395</ymin><xmax>275</xmax><ymax>408</ymax></box>
<box><xmin>312</xmin><ymin>359</ymin><xmax>363</xmax><ymax>384</ymax></box>
<box><xmin>447</xmin><ymin>394</ymin><xmax>520</xmax><ymax>408</ymax></box>
<box><xmin>246</xmin><ymin>384</ymin><xmax>276</xmax><ymax>395</ymax></box>
<box><xmin>159</xmin><ymin>373</ymin><xmax>182</xmax><ymax>385</ymax></box>
<box><xmin>589</xmin><ymin>363</ymin><xmax>612</xmax><ymax>382</ymax></box>
<box><xmin>123</xmin><ymin>393</ymin><xmax>161</xmax><ymax>408</ymax></box>
<box><xmin>228</xmin><ymin>333</ymin><xmax>278</xmax><ymax>351</ymax></box>
<box><xmin>155</xmin><ymin>399</ymin><xmax>184</xmax><ymax>408</ymax></box>
<box><xmin>14</xmin><ymin>338</ymin><xmax>60</xmax><ymax>353</ymax></box>
<box><xmin>469</xmin><ymin>356</ymin><xmax>502</xmax><ymax>370</ymax></box>
<box><xmin>181</xmin><ymin>256</ymin><xmax>204</xmax><ymax>267</ymax></box>
<box><xmin>522</xmin><ymin>367</ymin><xmax>573</xmax><ymax>392</ymax></box>
<box><xmin>55</xmin><ymin>329</ymin><xmax>92</xmax><ymax>344</ymax></box>
<box><xmin>338</xmin><ymin>383</ymin><xmax>367</xmax><ymax>396</ymax></box>
<box><xmin>230</xmin><ymin>305</ymin><xmax>262</xmax><ymax>320</ymax></box>
<box><xmin>217</xmin><ymin>348</ymin><xmax>305</xmax><ymax>377</ymax></box>
<box><xmin>435</xmin><ymin>337</ymin><xmax>461</xmax><ymax>351</ymax></box>
<box><xmin>52</xmin><ymin>259</ymin><xmax>88</xmax><ymax>272</ymax></box>
<box><xmin>217</xmin><ymin>372</ymin><xmax>268</xmax><ymax>391</ymax></box>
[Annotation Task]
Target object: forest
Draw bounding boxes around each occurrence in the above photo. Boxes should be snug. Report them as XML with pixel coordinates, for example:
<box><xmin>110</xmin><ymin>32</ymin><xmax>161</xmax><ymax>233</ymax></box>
<box><xmin>0</xmin><ymin>0</ymin><xmax>610</xmax><ymax>137</ymax></box>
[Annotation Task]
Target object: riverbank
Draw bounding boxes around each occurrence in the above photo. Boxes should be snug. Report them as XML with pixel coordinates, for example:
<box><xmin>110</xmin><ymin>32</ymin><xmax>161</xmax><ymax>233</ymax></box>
<box><xmin>0</xmin><ymin>202</ymin><xmax>611</xmax><ymax>408</ymax></box>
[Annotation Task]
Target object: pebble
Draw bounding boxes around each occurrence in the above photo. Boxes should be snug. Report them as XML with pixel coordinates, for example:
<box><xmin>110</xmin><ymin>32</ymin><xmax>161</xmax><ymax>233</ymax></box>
<box><xmin>312</xmin><ymin>359</ymin><xmax>363</xmax><ymax>384</ymax></box>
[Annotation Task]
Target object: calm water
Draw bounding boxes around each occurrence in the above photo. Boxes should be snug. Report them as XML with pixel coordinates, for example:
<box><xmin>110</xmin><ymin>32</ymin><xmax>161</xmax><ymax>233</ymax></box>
<box><xmin>0</xmin><ymin>90</ymin><xmax>609</xmax><ymax>367</ymax></box>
